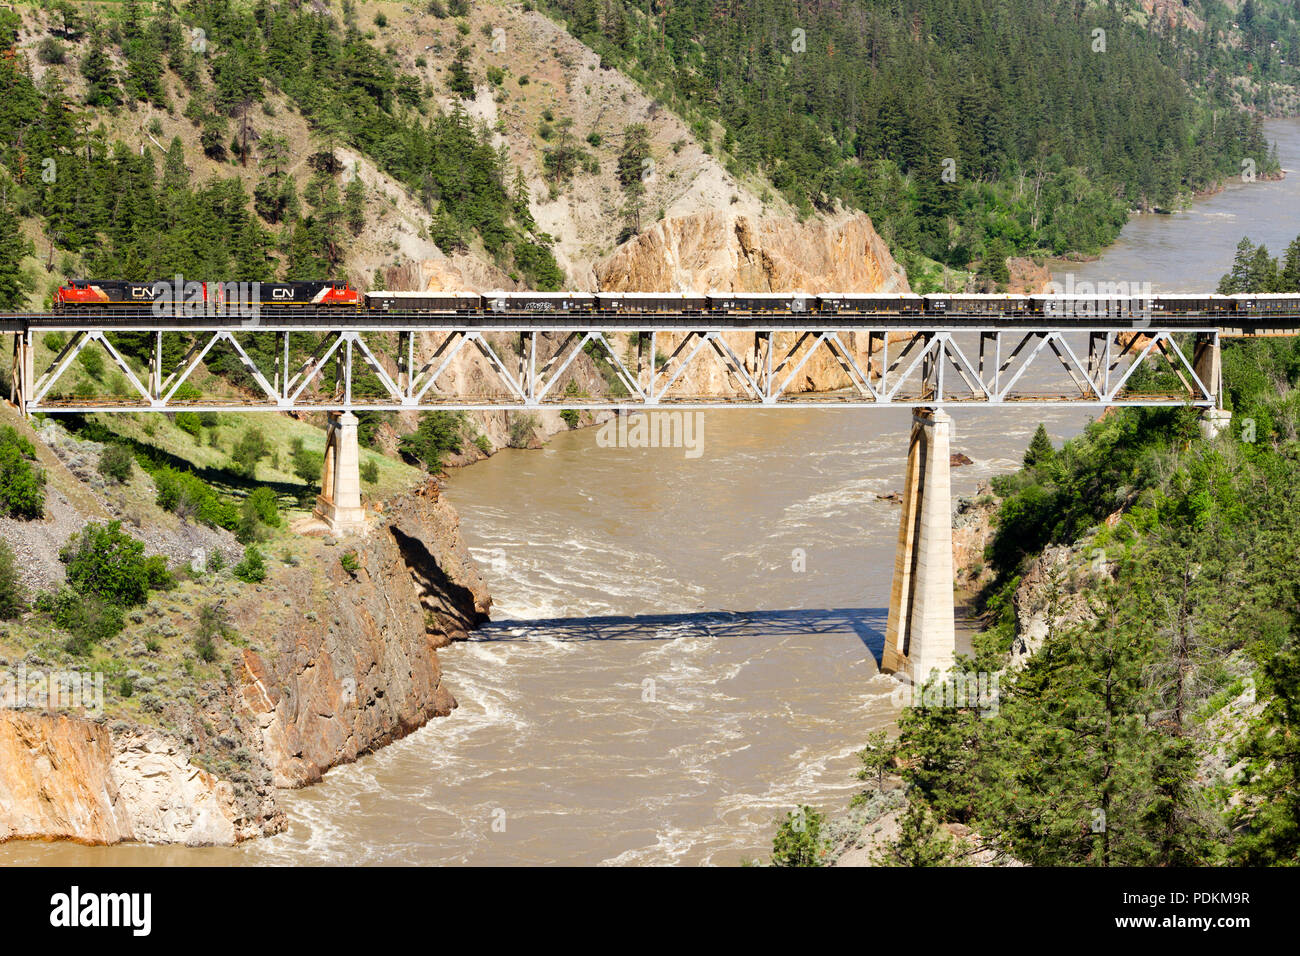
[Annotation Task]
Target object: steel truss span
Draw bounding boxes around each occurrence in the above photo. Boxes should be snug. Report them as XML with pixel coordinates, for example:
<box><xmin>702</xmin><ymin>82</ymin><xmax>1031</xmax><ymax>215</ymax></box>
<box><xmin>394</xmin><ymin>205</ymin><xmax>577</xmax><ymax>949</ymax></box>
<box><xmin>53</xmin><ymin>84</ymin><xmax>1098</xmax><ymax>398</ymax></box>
<box><xmin>6</xmin><ymin>317</ymin><xmax>1222</xmax><ymax>413</ymax></box>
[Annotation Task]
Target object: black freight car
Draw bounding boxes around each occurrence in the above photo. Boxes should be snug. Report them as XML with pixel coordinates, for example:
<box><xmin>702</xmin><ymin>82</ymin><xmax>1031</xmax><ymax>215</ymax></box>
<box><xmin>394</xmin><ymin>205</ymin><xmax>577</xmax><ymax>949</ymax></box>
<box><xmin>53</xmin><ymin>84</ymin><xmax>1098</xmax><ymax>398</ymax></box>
<box><xmin>365</xmin><ymin>291</ymin><xmax>482</xmax><ymax>312</ymax></box>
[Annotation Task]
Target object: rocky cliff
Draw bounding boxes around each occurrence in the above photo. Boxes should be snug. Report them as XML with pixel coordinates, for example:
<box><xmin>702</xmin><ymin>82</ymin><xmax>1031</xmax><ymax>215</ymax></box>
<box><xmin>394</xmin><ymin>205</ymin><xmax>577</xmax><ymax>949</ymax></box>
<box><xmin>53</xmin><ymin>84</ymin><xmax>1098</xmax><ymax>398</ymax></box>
<box><xmin>0</xmin><ymin>479</ymin><xmax>490</xmax><ymax>846</ymax></box>
<box><xmin>231</xmin><ymin>481</ymin><xmax>489</xmax><ymax>789</ymax></box>
<box><xmin>594</xmin><ymin>210</ymin><xmax>910</xmax><ymax>295</ymax></box>
<box><xmin>0</xmin><ymin>711</ymin><xmax>270</xmax><ymax>846</ymax></box>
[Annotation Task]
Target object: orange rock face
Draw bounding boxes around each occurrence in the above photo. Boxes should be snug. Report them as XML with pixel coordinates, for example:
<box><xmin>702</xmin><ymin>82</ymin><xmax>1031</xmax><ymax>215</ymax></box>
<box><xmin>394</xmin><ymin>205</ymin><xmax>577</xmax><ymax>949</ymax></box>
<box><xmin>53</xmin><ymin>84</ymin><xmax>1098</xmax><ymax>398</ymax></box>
<box><xmin>0</xmin><ymin>711</ymin><xmax>267</xmax><ymax>846</ymax></box>
<box><xmin>595</xmin><ymin>210</ymin><xmax>910</xmax><ymax>295</ymax></box>
<box><xmin>0</xmin><ymin>712</ymin><xmax>130</xmax><ymax>845</ymax></box>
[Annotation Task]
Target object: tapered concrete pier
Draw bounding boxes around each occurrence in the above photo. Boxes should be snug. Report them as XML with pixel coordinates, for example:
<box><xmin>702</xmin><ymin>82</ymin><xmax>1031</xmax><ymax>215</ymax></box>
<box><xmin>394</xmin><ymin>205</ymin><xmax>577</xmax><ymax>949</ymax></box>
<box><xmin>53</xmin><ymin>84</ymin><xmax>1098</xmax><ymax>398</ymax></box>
<box><xmin>1193</xmin><ymin>332</ymin><xmax>1232</xmax><ymax>438</ymax></box>
<box><xmin>313</xmin><ymin>411</ymin><xmax>367</xmax><ymax>532</ymax></box>
<box><xmin>1192</xmin><ymin>333</ymin><xmax>1223</xmax><ymax>408</ymax></box>
<box><xmin>881</xmin><ymin>408</ymin><xmax>956</xmax><ymax>682</ymax></box>
<box><xmin>10</xmin><ymin>332</ymin><xmax>33</xmax><ymax>416</ymax></box>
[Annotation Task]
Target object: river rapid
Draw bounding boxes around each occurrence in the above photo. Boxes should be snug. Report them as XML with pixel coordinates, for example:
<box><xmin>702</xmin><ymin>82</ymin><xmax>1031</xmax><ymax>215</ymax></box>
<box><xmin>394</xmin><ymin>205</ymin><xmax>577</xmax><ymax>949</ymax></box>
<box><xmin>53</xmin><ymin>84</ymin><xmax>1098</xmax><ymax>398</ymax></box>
<box><xmin>6</xmin><ymin>119</ymin><xmax>1299</xmax><ymax>868</ymax></box>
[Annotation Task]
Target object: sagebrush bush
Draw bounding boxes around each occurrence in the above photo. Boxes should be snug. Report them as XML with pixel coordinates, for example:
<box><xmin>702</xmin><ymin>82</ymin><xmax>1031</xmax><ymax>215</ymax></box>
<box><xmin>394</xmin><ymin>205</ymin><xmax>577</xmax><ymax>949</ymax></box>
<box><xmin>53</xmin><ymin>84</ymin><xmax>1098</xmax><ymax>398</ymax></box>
<box><xmin>98</xmin><ymin>443</ymin><xmax>134</xmax><ymax>483</ymax></box>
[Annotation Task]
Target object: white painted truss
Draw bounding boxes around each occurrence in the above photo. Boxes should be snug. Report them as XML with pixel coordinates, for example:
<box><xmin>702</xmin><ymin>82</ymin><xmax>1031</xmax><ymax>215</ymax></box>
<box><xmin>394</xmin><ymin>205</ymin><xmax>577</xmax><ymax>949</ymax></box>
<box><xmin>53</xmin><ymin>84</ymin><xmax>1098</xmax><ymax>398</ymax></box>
<box><xmin>9</xmin><ymin>324</ymin><xmax>1221</xmax><ymax>414</ymax></box>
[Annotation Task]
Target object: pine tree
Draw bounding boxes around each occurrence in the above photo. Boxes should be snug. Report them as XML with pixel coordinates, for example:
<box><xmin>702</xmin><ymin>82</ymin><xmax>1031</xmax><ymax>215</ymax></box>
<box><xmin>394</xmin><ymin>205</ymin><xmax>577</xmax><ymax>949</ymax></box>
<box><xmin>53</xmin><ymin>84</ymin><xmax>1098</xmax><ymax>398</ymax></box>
<box><xmin>0</xmin><ymin>199</ymin><xmax>32</xmax><ymax>309</ymax></box>
<box><xmin>258</xmin><ymin>133</ymin><xmax>291</xmax><ymax>178</ymax></box>
<box><xmin>1231</xmin><ymin>647</ymin><xmax>1300</xmax><ymax>865</ymax></box>
<box><xmin>982</xmin><ymin>587</ymin><xmax>1167</xmax><ymax>866</ymax></box>
<box><xmin>80</xmin><ymin>37</ymin><xmax>121</xmax><ymax>108</ymax></box>
<box><xmin>447</xmin><ymin>47</ymin><xmax>475</xmax><ymax>99</ymax></box>
<box><xmin>1280</xmin><ymin>237</ymin><xmax>1300</xmax><ymax>293</ymax></box>
<box><xmin>872</xmin><ymin>799</ymin><xmax>956</xmax><ymax>866</ymax></box>
<box><xmin>345</xmin><ymin>174</ymin><xmax>366</xmax><ymax>236</ymax></box>
<box><xmin>1023</xmin><ymin>423</ymin><xmax>1055</xmax><ymax>468</ymax></box>
<box><xmin>857</xmin><ymin>729</ymin><xmax>897</xmax><ymax>791</ymax></box>
<box><xmin>162</xmin><ymin>136</ymin><xmax>189</xmax><ymax>201</ymax></box>
<box><xmin>770</xmin><ymin>805</ymin><xmax>826</xmax><ymax>867</ymax></box>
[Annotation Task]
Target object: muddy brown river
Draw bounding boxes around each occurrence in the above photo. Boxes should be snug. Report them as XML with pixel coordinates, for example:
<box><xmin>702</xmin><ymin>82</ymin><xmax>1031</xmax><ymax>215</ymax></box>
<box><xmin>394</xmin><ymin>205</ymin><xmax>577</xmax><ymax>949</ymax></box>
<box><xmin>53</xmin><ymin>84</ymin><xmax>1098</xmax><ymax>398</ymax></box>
<box><xmin>6</xmin><ymin>119</ymin><xmax>1299</xmax><ymax>868</ymax></box>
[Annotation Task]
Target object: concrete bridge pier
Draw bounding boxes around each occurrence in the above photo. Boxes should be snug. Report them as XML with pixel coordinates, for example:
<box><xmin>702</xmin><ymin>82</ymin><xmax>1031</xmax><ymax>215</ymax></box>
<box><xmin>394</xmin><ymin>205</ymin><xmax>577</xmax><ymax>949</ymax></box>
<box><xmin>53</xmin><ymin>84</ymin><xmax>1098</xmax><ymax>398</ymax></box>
<box><xmin>881</xmin><ymin>408</ymin><xmax>957</xmax><ymax>683</ymax></box>
<box><xmin>9</xmin><ymin>332</ymin><xmax>33</xmax><ymax>416</ymax></box>
<box><xmin>313</xmin><ymin>411</ymin><xmax>367</xmax><ymax>533</ymax></box>
<box><xmin>1192</xmin><ymin>332</ymin><xmax>1232</xmax><ymax>439</ymax></box>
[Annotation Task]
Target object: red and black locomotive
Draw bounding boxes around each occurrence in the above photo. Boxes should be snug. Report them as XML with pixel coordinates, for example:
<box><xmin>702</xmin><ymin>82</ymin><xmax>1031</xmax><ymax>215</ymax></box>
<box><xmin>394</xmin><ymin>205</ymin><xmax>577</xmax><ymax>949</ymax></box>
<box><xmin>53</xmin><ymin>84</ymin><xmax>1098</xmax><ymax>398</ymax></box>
<box><xmin>54</xmin><ymin>280</ymin><xmax>358</xmax><ymax>310</ymax></box>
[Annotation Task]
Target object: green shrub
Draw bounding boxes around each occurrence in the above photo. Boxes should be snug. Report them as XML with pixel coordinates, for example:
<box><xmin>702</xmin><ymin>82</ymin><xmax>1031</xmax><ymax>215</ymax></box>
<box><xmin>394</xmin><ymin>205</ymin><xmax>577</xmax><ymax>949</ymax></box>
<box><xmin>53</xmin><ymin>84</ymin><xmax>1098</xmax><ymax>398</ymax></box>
<box><xmin>237</xmin><ymin>487</ymin><xmax>280</xmax><ymax>543</ymax></box>
<box><xmin>560</xmin><ymin>409</ymin><xmax>580</xmax><ymax>429</ymax></box>
<box><xmin>98</xmin><ymin>443</ymin><xmax>134</xmax><ymax>483</ymax></box>
<box><xmin>34</xmin><ymin>588</ymin><xmax>125</xmax><ymax>654</ymax></box>
<box><xmin>292</xmin><ymin>447</ymin><xmax>324</xmax><ymax>489</ymax></box>
<box><xmin>59</xmin><ymin>521</ymin><xmax>156</xmax><ymax>608</ymax></box>
<box><xmin>246</xmin><ymin>486</ymin><xmax>281</xmax><ymax>526</ymax></box>
<box><xmin>771</xmin><ymin>805</ymin><xmax>827</xmax><ymax>867</ymax></box>
<box><xmin>43</xmin><ymin>332</ymin><xmax>67</xmax><ymax>352</ymax></box>
<box><xmin>507</xmin><ymin>413</ymin><xmax>538</xmax><ymax>448</ymax></box>
<box><xmin>36</xmin><ymin>37</ymin><xmax>66</xmax><ymax>64</ymax></box>
<box><xmin>119</xmin><ymin>677</ymin><xmax>134</xmax><ymax>698</ymax></box>
<box><xmin>399</xmin><ymin>411</ymin><xmax>464</xmax><ymax>469</ymax></box>
<box><xmin>78</xmin><ymin>347</ymin><xmax>105</xmax><ymax>378</ymax></box>
<box><xmin>230</xmin><ymin>427</ymin><xmax>271</xmax><ymax>479</ymax></box>
<box><xmin>340</xmin><ymin>551</ymin><xmax>360</xmax><ymax>574</ymax></box>
<box><xmin>153</xmin><ymin>466</ymin><xmax>238</xmax><ymax>529</ymax></box>
<box><xmin>206</xmin><ymin>548</ymin><xmax>226</xmax><ymax>574</ymax></box>
<box><xmin>360</xmin><ymin>458</ymin><xmax>380</xmax><ymax>484</ymax></box>
<box><xmin>143</xmin><ymin>554</ymin><xmax>174</xmax><ymax>592</ymax></box>
<box><xmin>195</xmin><ymin>602</ymin><xmax>232</xmax><ymax>663</ymax></box>
<box><xmin>175</xmin><ymin>411</ymin><xmax>202</xmax><ymax>439</ymax></box>
<box><xmin>0</xmin><ymin>426</ymin><xmax>45</xmax><ymax>519</ymax></box>
<box><xmin>0</xmin><ymin>539</ymin><xmax>25</xmax><ymax>620</ymax></box>
<box><xmin>233</xmin><ymin>546</ymin><xmax>266</xmax><ymax>583</ymax></box>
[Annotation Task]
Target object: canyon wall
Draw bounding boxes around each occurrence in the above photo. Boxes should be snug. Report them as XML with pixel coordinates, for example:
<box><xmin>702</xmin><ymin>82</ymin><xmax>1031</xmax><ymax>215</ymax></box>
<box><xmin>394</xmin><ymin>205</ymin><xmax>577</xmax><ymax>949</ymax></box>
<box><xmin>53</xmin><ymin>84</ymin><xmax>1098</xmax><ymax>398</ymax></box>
<box><xmin>0</xmin><ymin>711</ymin><xmax>270</xmax><ymax>846</ymax></box>
<box><xmin>594</xmin><ymin>210</ymin><xmax>910</xmax><ymax>295</ymax></box>
<box><xmin>0</xmin><ymin>480</ymin><xmax>490</xmax><ymax>846</ymax></box>
<box><xmin>597</xmin><ymin>210</ymin><xmax>910</xmax><ymax>397</ymax></box>
<box><xmin>232</xmin><ymin>481</ymin><xmax>489</xmax><ymax>789</ymax></box>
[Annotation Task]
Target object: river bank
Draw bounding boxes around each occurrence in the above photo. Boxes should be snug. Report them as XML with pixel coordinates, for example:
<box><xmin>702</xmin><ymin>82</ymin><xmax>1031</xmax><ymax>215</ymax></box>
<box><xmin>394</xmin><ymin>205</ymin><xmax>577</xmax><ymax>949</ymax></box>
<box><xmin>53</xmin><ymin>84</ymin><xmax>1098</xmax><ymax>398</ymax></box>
<box><xmin>1053</xmin><ymin>118</ymin><xmax>1300</xmax><ymax>293</ymax></box>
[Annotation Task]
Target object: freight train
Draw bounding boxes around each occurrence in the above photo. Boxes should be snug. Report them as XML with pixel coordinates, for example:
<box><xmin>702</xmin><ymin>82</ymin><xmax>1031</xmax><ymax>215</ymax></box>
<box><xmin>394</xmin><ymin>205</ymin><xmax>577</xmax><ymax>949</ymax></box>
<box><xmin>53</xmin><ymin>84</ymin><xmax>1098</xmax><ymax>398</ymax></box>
<box><xmin>49</xmin><ymin>281</ymin><xmax>1300</xmax><ymax>317</ymax></box>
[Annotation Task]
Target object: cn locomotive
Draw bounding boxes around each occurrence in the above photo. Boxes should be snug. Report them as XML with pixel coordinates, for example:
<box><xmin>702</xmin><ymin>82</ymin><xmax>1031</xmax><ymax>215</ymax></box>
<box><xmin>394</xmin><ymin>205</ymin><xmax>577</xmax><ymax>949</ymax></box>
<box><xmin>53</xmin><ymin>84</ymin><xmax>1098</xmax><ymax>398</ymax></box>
<box><xmin>50</xmin><ymin>281</ymin><xmax>1300</xmax><ymax>317</ymax></box>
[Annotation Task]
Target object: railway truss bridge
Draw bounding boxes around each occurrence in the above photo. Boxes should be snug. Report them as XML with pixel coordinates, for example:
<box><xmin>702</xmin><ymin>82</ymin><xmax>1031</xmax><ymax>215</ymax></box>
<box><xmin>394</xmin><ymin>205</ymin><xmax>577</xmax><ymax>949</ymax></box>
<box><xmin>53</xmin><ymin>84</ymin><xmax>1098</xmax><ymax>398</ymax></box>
<box><xmin>3</xmin><ymin>305</ymin><xmax>1283</xmax><ymax>681</ymax></box>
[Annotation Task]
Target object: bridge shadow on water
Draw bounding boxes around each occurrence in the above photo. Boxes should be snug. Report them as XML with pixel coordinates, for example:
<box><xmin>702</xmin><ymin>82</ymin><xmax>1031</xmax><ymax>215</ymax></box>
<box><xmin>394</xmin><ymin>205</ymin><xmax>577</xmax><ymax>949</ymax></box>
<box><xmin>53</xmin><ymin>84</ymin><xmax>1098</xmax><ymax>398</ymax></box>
<box><xmin>477</xmin><ymin>607</ymin><xmax>889</xmax><ymax>665</ymax></box>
